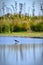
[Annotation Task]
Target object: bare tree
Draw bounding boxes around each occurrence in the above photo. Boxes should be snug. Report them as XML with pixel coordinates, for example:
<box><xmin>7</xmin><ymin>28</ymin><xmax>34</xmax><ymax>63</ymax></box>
<box><xmin>2</xmin><ymin>2</ymin><xmax>6</xmax><ymax>15</ymax></box>
<box><xmin>6</xmin><ymin>7</ymin><xmax>12</xmax><ymax>14</ymax></box>
<box><xmin>11</xmin><ymin>5</ymin><xmax>15</xmax><ymax>14</ymax></box>
<box><xmin>40</xmin><ymin>3</ymin><xmax>43</xmax><ymax>16</ymax></box>
<box><xmin>23</xmin><ymin>3</ymin><xmax>26</xmax><ymax>15</ymax></box>
<box><xmin>39</xmin><ymin>11</ymin><xmax>41</xmax><ymax>16</ymax></box>
<box><xmin>6</xmin><ymin>7</ymin><xmax>9</xmax><ymax>13</ymax></box>
<box><xmin>9</xmin><ymin>7</ymin><xmax>12</xmax><ymax>14</ymax></box>
<box><xmin>15</xmin><ymin>1</ymin><xmax>17</xmax><ymax>14</ymax></box>
<box><xmin>28</xmin><ymin>7</ymin><xmax>30</xmax><ymax>16</ymax></box>
<box><xmin>0</xmin><ymin>9</ymin><xmax>1</xmax><ymax>16</ymax></box>
<box><xmin>19</xmin><ymin>3</ymin><xmax>23</xmax><ymax>15</ymax></box>
<box><xmin>32</xmin><ymin>1</ymin><xmax>35</xmax><ymax>16</ymax></box>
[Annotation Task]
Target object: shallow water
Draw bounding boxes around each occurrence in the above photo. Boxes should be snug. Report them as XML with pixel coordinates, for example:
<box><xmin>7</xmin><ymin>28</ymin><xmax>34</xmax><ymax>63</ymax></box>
<box><xmin>0</xmin><ymin>36</ymin><xmax>43</xmax><ymax>65</ymax></box>
<box><xmin>0</xmin><ymin>36</ymin><xmax>43</xmax><ymax>44</ymax></box>
<box><xmin>0</xmin><ymin>44</ymin><xmax>43</xmax><ymax>65</ymax></box>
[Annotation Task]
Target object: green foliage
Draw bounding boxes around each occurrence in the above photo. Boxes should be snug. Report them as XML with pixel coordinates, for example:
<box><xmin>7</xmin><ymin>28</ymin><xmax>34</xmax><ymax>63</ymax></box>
<box><xmin>0</xmin><ymin>27</ymin><xmax>1</xmax><ymax>33</ymax></box>
<box><xmin>2</xmin><ymin>25</ymin><xmax>10</xmax><ymax>33</ymax></box>
<box><xmin>13</xmin><ymin>25</ymin><xmax>21</xmax><ymax>32</ymax></box>
<box><xmin>30</xmin><ymin>22</ymin><xmax>43</xmax><ymax>32</ymax></box>
<box><xmin>0</xmin><ymin>14</ymin><xmax>43</xmax><ymax>33</ymax></box>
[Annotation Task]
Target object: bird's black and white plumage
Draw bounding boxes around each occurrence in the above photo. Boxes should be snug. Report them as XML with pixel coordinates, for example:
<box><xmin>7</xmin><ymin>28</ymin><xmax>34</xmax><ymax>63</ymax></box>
<box><xmin>14</xmin><ymin>40</ymin><xmax>19</xmax><ymax>44</ymax></box>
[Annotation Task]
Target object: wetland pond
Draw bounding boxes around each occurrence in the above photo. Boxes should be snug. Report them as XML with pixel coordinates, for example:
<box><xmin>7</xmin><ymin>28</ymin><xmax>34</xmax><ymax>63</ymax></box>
<box><xmin>0</xmin><ymin>36</ymin><xmax>43</xmax><ymax>65</ymax></box>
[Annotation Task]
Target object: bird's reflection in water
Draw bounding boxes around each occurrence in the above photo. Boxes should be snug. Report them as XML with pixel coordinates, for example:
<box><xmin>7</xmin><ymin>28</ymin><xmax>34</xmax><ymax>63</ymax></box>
<box><xmin>14</xmin><ymin>40</ymin><xmax>20</xmax><ymax>61</ymax></box>
<box><xmin>15</xmin><ymin>44</ymin><xmax>23</xmax><ymax>61</ymax></box>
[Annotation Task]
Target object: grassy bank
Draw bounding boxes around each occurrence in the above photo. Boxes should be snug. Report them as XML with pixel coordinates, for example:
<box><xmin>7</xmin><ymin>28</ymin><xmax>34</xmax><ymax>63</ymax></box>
<box><xmin>0</xmin><ymin>32</ymin><xmax>43</xmax><ymax>37</ymax></box>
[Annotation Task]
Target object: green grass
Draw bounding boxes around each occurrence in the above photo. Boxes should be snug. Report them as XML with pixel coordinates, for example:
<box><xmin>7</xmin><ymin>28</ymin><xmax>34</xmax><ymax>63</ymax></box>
<box><xmin>0</xmin><ymin>32</ymin><xmax>43</xmax><ymax>37</ymax></box>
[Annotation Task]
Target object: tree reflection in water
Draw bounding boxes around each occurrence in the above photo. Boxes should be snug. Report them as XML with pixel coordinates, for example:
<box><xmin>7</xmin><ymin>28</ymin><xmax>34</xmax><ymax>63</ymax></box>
<box><xmin>3</xmin><ymin>45</ymin><xmax>6</xmax><ymax>64</ymax></box>
<box><xmin>0</xmin><ymin>46</ymin><xmax>2</xmax><ymax>63</ymax></box>
<box><xmin>0</xmin><ymin>44</ymin><xmax>43</xmax><ymax>65</ymax></box>
<box><xmin>16</xmin><ymin>44</ymin><xmax>18</xmax><ymax>62</ymax></box>
<box><xmin>33</xmin><ymin>44</ymin><xmax>35</xmax><ymax>62</ymax></box>
<box><xmin>41</xmin><ymin>40</ymin><xmax>43</xmax><ymax>60</ymax></box>
<box><xmin>0</xmin><ymin>45</ymin><xmax>6</xmax><ymax>65</ymax></box>
<box><xmin>20</xmin><ymin>44</ymin><xmax>23</xmax><ymax>61</ymax></box>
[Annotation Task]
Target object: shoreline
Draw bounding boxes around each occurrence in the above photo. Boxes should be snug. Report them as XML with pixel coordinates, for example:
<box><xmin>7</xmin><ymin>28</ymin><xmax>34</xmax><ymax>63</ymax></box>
<box><xmin>0</xmin><ymin>32</ymin><xmax>43</xmax><ymax>38</ymax></box>
<box><xmin>0</xmin><ymin>35</ymin><xmax>43</xmax><ymax>38</ymax></box>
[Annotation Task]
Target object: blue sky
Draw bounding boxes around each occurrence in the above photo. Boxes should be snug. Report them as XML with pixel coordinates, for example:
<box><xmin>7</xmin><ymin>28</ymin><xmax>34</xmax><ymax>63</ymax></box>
<box><xmin>0</xmin><ymin>0</ymin><xmax>43</xmax><ymax>16</ymax></box>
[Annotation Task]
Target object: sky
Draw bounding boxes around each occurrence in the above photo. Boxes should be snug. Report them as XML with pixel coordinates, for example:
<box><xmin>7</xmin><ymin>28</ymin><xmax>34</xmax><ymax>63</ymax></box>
<box><xmin>0</xmin><ymin>0</ymin><xmax>43</xmax><ymax>16</ymax></box>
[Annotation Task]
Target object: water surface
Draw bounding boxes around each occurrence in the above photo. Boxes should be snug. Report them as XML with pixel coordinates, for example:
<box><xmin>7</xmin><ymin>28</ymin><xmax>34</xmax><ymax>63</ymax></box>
<box><xmin>0</xmin><ymin>36</ymin><xmax>43</xmax><ymax>44</ymax></box>
<box><xmin>0</xmin><ymin>36</ymin><xmax>43</xmax><ymax>65</ymax></box>
<box><xmin>0</xmin><ymin>44</ymin><xmax>43</xmax><ymax>65</ymax></box>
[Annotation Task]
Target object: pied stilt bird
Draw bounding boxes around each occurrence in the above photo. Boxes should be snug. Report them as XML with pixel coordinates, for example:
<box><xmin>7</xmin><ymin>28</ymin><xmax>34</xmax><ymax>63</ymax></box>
<box><xmin>14</xmin><ymin>40</ymin><xmax>19</xmax><ymax>44</ymax></box>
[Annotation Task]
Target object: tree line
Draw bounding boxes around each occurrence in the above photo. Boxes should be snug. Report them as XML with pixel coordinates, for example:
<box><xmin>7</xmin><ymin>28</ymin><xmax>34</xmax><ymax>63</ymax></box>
<box><xmin>0</xmin><ymin>14</ymin><xmax>43</xmax><ymax>33</ymax></box>
<box><xmin>0</xmin><ymin>1</ymin><xmax>43</xmax><ymax>33</ymax></box>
